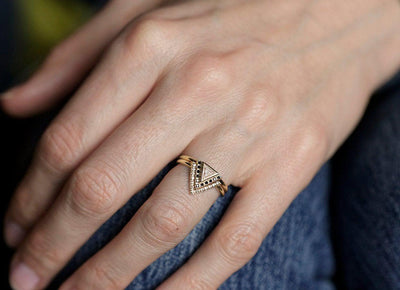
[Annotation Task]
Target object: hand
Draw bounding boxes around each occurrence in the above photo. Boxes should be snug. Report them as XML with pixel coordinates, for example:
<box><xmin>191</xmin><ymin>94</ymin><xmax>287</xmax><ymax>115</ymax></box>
<box><xmin>3</xmin><ymin>0</ymin><xmax>400</xmax><ymax>289</ymax></box>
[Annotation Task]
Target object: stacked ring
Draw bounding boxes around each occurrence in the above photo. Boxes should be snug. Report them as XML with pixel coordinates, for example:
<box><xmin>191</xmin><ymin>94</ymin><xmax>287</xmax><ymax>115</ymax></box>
<box><xmin>177</xmin><ymin>155</ymin><xmax>228</xmax><ymax>196</ymax></box>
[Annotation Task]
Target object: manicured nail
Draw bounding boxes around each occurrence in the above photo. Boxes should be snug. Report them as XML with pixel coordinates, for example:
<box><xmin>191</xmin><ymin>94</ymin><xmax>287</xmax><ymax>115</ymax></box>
<box><xmin>10</xmin><ymin>263</ymin><xmax>39</xmax><ymax>290</ymax></box>
<box><xmin>4</xmin><ymin>221</ymin><xmax>26</xmax><ymax>248</ymax></box>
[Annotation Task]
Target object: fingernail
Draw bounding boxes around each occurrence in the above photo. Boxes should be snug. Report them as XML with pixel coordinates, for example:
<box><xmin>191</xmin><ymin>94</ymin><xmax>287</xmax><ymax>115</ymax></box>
<box><xmin>4</xmin><ymin>221</ymin><xmax>26</xmax><ymax>248</ymax></box>
<box><xmin>10</xmin><ymin>263</ymin><xmax>40</xmax><ymax>290</ymax></box>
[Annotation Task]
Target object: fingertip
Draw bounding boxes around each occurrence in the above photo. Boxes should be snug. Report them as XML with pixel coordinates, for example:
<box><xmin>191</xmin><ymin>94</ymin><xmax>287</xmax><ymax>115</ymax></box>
<box><xmin>0</xmin><ymin>88</ymin><xmax>47</xmax><ymax>118</ymax></box>
<box><xmin>0</xmin><ymin>88</ymin><xmax>28</xmax><ymax>118</ymax></box>
<box><xmin>9</xmin><ymin>262</ymin><xmax>40</xmax><ymax>290</ymax></box>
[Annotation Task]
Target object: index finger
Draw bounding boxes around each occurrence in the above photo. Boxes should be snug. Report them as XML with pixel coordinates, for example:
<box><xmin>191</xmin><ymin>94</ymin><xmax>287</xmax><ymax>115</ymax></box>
<box><xmin>3</xmin><ymin>16</ymin><xmax>176</xmax><ymax>248</ymax></box>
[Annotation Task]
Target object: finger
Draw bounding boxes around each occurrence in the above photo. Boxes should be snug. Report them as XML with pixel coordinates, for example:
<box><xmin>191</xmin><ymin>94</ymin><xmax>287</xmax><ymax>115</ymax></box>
<box><xmin>59</xmin><ymin>125</ymin><xmax>248</xmax><ymax>290</ymax></box>
<box><xmin>7</xmin><ymin>78</ymin><xmax>219</xmax><ymax>290</ymax></box>
<box><xmin>0</xmin><ymin>0</ymin><xmax>165</xmax><ymax>117</ymax></box>
<box><xmin>3</xmin><ymin>15</ymin><xmax>179</xmax><ymax>248</ymax></box>
<box><xmin>158</xmin><ymin>134</ymin><xmax>327</xmax><ymax>289</ymax></box>
<box><xmin>158</xmin><ymin>174</ymin><xmax>277</xmax><ymax>290</ymax></box>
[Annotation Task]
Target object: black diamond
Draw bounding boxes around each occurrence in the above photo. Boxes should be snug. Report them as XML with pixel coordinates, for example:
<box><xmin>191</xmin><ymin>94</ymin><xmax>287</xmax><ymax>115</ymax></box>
<box><xmin>201</xmin><ymin>183</ymin><xmax>204</xmax><ymax>186</ymax></box>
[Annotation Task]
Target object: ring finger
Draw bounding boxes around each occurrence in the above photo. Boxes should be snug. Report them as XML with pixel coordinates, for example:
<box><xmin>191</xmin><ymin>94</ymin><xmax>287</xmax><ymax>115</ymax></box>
<box><xmin>59</xmin><ymin>124</ymin><xmax>249</xmax><ymax>290</ymax></box>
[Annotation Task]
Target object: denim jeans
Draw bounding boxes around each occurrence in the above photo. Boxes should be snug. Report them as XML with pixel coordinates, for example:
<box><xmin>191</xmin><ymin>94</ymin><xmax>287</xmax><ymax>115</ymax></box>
<box><xmin>44</xmin><ymin>70</ymin><xmax>399</xmax><ymax>289</ymax></box>
<box><xmin>331</xmin><ymin>72</ymin><xmax>400</xmax><ymax>290</ymax></box>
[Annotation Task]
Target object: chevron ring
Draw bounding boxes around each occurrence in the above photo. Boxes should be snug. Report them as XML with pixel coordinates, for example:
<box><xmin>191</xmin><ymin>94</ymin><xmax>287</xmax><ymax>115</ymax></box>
<box><xmin>177</xmin><ymin>155</ymin><xmax>228</xmax><ymax>196</ymax></box>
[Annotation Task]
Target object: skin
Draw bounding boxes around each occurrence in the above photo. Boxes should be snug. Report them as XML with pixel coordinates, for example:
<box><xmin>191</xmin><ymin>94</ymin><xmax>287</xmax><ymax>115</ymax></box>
<box><xmin>1</xmin><ymin>0</ymin><xmax>400</xmax><ymax>289</ymax></box>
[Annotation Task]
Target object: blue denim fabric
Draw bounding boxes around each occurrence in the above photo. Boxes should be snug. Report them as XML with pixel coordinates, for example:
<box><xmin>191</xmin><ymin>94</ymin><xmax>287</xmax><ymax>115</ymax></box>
<box><xmin>49</xmin><ymin>161</ymin><xmax>334</xmax><ymax>290</ymax></box>
<box><xmin>332</xmin><ymin>72</ymin><xmax>400</xmax><ymax>290</ymax></box>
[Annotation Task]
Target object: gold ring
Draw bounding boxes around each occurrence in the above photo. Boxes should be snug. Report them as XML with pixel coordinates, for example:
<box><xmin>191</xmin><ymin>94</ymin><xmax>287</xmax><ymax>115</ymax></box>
<box><xmin>177</xmin><ymin>155</ymin><xmax>228</xmax><ymax>196</ymax></box>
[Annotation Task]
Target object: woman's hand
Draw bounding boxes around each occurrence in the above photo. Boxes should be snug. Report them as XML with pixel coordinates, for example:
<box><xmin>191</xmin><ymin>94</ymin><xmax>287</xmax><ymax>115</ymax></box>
<box><xmin>3</xmin><ymin>0</ymin><xmax>400</xmax><ymax>289</ymax></box>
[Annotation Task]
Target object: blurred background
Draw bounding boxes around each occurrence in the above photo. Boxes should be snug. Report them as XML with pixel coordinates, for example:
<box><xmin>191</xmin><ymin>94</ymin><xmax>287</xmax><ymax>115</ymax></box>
<box><xmin>0</xmin><ymin>1</ymin><xmax>105</xmax><ymax>288</ymax></box>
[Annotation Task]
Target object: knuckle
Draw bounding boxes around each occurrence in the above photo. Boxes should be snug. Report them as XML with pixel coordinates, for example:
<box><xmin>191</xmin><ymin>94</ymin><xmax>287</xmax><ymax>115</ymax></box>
<box><xmin>22</xmin><ymin>231</ymin><xmax>61</xmax><ymax>272</ymax></box>
<box><xmin>10</xmin><ymin>188</ymin><xmax>34</xmax><ymax>225</ymax></box>
<box><xmin>285</xmin><ymin>119</ymin><xmax>330</xmax><ymax>196</ymax></box>
<box><xmin>294</xmin><ymin>118</ymin><xmax>329</xmax><ymax>162</ymax></box>
<box><xmin>185</xmin><ymin>55</ymin><xmax>233</xmax><ymax>95</ymax></box>
<box><xmin>141</xmin><ymin>199</ymin><xmax>191</xmax><ymax>245</ymax></box>
<box><xmin>67</xmin><ymin>164</ymin><xmax>121</xmax><ymax>217</ymax></box>
<box><xmin>235</xmin><ymin>91</ymin><xmax>279</xmax><ymax>136</ymax></box>
<box><xmin>123</xmin><ymin>17</ymin><xmax>176</xmax><ymax>54</ymax></box>
<box><xmin>38</xmin><ymin>121</ymin><xmax>82</xmax><ymax>174</ymax></box>
<box><xmin>217</xmin><ymin>223</ymin><xmax>263</xmax><ymax>265</ymax></box>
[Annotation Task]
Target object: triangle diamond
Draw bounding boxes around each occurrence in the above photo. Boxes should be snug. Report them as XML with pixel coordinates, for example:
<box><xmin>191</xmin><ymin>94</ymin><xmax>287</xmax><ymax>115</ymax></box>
<box><xmin>201</xmin><ymin>163</ymin><xmax>219</xmax><ymax>182</ymax></box>
<box><xmin>189</xmin><ymin>160</ymin><xmax>222</xmax><ymax>194</ymax></box>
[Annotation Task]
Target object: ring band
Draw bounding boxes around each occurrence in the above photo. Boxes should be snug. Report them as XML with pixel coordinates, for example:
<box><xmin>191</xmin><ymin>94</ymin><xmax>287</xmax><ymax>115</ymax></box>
<box><xmin>177</xmin><ymin>155</ymin><xmax>228</xmax><ymax>196</ymax></box>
